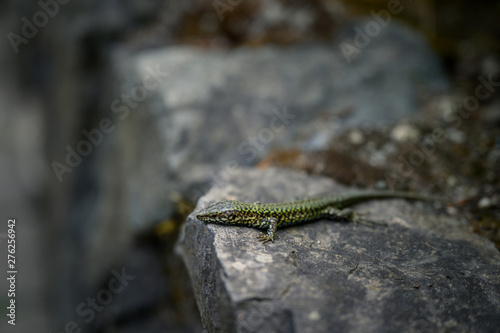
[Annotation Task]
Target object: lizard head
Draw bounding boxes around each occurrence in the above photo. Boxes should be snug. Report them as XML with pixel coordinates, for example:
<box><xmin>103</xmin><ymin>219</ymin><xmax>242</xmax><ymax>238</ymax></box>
<box><xmin>196</xmin><ymin>200</ymin><xmax>252</xmax><ymax>225</ymax></box>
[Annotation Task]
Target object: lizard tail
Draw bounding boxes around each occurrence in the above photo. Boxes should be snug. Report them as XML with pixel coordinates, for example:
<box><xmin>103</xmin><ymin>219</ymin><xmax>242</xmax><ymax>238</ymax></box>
<box><xmin>334</xmin><ymin>191</ymin><xmax>430</xmax><ymax>209</ymax></box>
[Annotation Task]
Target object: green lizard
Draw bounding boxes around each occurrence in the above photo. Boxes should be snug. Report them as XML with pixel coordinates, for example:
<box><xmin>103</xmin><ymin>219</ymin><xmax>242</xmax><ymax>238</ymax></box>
<box><xmin>196</xmin><ymin>191</ymin><xmax>429</xmax><ymax>243</ymax></box>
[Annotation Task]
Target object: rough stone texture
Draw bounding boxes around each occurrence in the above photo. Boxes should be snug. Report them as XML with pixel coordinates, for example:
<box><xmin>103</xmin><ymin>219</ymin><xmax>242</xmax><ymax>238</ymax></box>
<box><xmin>91</xmin><ymin>24</ymin><xmax>450</xmax><ymax>329</ymax></box>
<box><xmin>19</xmin><ymin>4</ymin><xmax>450</xmax><ymax>329</ymax></box>
<box><xmin>106</xmin><ymin>20</ymin><xmax>449</xmax><ymax>233</ymax></box>
<box><xmin>177</xmin><ymin>168</ymin><xmax>500</xmax><ymax>333</ymax></box>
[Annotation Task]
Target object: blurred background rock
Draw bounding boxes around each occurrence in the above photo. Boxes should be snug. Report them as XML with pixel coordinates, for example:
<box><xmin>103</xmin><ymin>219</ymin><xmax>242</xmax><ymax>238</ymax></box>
<box><xmin>0</xmin><ymin>0</ymin><xmax>498</xmax><ymax>332</ymax></box>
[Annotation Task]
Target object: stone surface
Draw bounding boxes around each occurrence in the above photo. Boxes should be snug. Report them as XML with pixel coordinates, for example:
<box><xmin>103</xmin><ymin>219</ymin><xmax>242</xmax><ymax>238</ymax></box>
<box><xmin>107</xmin><ymin>20</ymin><xmax>449</xmax><ymax>233</ymax></box>
<box><xmin>21</xmin><ymin>4</ymin><xmax>450</xmax><ymax>329</ymax></box>
<box><xmin>92</xmin><ymin>25</ymin><xmax>451</xmax><ymax>329</ymax></box>
<box><xmin>178</xmin><ymin>168</ymin><xmax>500</xmax><ymax>333</ymax></box>
<box><xmin>90</xmin><ymin>23</ymin><xmax>451</xmax><ymax>306</ymax></box>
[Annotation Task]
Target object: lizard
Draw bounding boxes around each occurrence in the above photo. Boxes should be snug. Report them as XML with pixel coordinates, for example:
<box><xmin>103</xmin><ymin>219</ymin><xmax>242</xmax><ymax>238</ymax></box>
<box><xmin>196</xmin><ymin>191</ymin><xmax>429</xmax><ymax>243</ymax></box>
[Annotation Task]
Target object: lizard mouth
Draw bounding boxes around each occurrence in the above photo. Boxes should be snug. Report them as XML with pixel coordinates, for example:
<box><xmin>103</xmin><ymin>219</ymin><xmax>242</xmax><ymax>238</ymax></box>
<box><xmin>196</xmin><ymin>207</ymin><xmax>221</xmax><ymax>222</ymax></box>
<box><xmin>195</xmin><ymin>210</ymin><xmax>211</xmax><ymax>221</ymax></box>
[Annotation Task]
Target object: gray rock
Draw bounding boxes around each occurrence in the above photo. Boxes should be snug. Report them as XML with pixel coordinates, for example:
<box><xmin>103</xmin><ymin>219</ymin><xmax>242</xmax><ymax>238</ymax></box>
<box><xmin>177</xmin><ymin>168</ymin><xmax>500</xmax><ymax>333</ymax></box>
<box><xmin>90</xmin><ymin>19</ymin><xmax>450</xmax><ymax>331</ymax></box>
<box><xmin>107</xmin><ymin>21</ymin><xmax>449</xmax><ymax>232</ymax></box>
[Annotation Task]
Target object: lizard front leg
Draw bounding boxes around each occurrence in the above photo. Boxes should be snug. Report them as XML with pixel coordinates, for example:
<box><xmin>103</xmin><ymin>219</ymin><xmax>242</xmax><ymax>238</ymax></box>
<box><xmin>256</xmin><ymin>217</ymin><xmax>278</xmax><ymax>243</ymax></box>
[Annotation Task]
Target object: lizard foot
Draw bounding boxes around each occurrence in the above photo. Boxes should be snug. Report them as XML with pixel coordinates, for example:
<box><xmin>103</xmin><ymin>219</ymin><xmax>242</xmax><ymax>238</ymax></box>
<box><xmin>256</xmin><ymin>217</ymin><xmax>278</xmax><ymax>243</ymax></box>
<box><xmin>257</xmin><ymin>233</ymin><xmax>274</xmax><ymax>243</ymax></box>
<box><xmin>352</xmin><ymin>212</ymin><xmax>387</xmax><ymax>227</ymax></box>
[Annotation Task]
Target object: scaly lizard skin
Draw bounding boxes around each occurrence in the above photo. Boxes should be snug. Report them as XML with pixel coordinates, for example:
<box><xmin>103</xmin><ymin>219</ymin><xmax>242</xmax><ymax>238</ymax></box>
<box><xmin>196</xmin><ymin>191</ymin><xmax>428</xmax><ymax>243</ymax></box>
